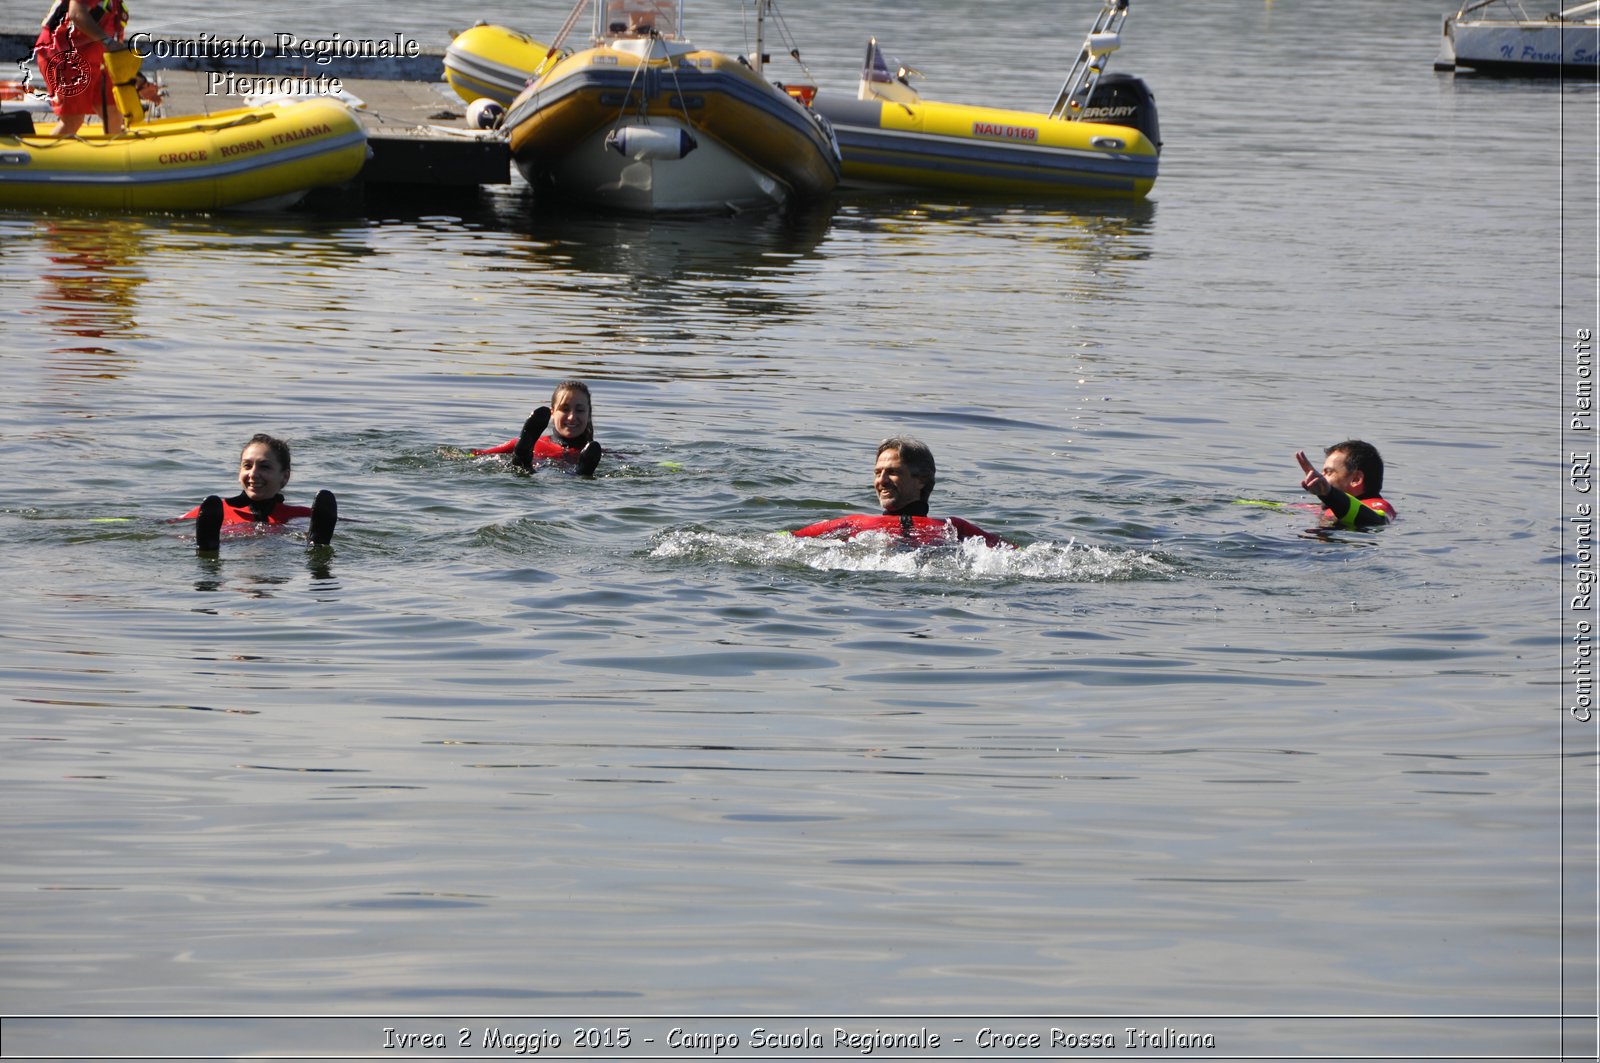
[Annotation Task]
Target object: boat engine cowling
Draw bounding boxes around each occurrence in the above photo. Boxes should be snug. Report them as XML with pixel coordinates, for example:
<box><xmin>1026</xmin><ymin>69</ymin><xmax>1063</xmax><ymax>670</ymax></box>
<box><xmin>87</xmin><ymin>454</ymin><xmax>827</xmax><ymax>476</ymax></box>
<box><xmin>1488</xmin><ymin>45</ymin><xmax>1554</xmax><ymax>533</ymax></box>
<box><xmin>1082</xmin><ymin>73</ymin><xmax>1160</xmax><ymax>153</ymax></box>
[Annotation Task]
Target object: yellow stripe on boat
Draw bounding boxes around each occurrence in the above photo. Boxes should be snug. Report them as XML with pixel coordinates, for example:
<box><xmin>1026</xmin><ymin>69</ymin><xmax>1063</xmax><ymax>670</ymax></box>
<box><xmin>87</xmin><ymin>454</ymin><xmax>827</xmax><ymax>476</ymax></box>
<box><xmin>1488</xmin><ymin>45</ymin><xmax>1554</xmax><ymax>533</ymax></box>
<box><xmin>0</xmin><ymin>98</ymin><xmax>369</xmax><ymax>211</ymax></box>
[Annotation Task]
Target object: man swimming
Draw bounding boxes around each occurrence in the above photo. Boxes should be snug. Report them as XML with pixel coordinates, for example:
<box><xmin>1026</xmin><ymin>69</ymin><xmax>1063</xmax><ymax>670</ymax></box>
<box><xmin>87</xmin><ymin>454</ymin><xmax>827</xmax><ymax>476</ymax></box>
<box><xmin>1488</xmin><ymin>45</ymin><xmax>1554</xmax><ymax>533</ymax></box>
<box><xmin>1297</xmin><ymin>440</ymin><xmax>1394</xmax><ymax>529</ymax></box>
<box><xmin>790</xmin><ymin>436</ymin><xmax>1008</xmax><ymax>547</ymax></box>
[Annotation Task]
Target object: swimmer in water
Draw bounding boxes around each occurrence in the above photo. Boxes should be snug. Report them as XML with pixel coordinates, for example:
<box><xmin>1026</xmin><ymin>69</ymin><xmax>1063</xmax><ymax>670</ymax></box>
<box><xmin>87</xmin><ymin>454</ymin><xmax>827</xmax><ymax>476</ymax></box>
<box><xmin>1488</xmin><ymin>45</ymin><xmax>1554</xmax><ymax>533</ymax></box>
<box><xmin>790</xmin><ymin>436</ymin><xmax>1009</xmax><ymax>547</ymax></box>
<box><xmin>470</xmin><ymin>379</ymin><xmax>603</xmax><ymax>476</ymax></box>
<box><xmin>180</xmin><ymin>433</ymin><xmax>336</xmax><ymax>552</ymax></box>
<box><xmin>1297</xmin><ymin>439</ymin><xmax>1394</xmax><ymax>529</ymax></box>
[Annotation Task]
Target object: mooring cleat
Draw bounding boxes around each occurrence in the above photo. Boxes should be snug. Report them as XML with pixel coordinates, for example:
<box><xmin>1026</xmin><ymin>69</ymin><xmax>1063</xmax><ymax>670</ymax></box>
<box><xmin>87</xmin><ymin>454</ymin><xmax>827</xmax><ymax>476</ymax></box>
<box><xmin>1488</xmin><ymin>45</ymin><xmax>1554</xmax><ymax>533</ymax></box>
<box><xmin>309</xmin><ymin>490</ymin><xmax>337</xmax><ymax>547</ymax></box>
<box><xmin>196</xmin><ymin>495</ymin><xmax>222</xmax><ymax>552</ymax></box>
<box><xmin>513</xmin><ymin>406</ymin><xmax>551</xmax><ymax>470</ymax></box>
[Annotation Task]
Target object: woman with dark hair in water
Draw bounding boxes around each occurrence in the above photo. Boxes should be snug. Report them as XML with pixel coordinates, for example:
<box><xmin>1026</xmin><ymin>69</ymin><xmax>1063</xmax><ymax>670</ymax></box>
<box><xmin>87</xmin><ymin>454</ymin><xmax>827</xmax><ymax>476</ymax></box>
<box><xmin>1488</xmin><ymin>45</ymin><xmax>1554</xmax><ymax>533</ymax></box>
<box><xmin>470</xmin><ymin>379</ymin><xmax>603</xmax><ymax>476</ymax></box>
<box><xmin>179</xmin><ymin>433</ymin><xmax>336</xmax><ymax>552</ymax></box>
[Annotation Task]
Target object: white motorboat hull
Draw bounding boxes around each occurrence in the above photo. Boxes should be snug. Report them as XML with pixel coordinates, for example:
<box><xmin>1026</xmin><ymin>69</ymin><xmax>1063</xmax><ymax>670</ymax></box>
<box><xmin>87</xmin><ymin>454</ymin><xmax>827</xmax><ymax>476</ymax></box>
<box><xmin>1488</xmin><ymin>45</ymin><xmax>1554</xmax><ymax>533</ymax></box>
<box><xmin>1446</xmin><ymin>14</ymin><xmax>1600</xmax><ymax>75</ymax></box>
<box><xmin>515</xmin><ymin>118</ymin><xmax>786</xmax><ymax>213</ymax></box>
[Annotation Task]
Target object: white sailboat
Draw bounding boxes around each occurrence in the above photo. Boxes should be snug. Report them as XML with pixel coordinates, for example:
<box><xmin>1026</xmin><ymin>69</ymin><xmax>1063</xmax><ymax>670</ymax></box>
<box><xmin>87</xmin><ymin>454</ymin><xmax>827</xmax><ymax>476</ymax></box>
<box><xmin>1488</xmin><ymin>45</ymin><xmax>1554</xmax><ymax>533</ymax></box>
<box><xmin>1437</xmin><ymin>0</ymin><xmax>1600</xmax><ymax>75</ymax></box>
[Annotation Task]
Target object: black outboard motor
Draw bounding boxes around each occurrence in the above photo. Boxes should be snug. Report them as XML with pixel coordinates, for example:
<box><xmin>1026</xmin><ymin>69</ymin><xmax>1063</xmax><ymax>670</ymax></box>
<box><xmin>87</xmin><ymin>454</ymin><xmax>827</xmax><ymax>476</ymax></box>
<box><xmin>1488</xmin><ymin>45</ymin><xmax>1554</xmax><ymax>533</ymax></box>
<box><xmin>1083</xmin><ymin>73</ymin><xmax>1160</xmax><ymax>153</ymax></box>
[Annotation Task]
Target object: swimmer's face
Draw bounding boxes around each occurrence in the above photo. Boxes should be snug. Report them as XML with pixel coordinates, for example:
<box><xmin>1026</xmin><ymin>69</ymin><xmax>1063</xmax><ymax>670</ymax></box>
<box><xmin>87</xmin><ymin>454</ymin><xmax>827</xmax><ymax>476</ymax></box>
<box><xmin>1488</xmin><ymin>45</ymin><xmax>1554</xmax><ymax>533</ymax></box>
<box><xmin>552</xmin><ymin>388</ymin><xmax>591</xmax><ymax>440</ymax></box>
<box><xmin>874</xmin><ymin>448</ymin><xmax>926</xmax><ymax>514</ymax></box>
<box><xmin>238</xmin><ymin>441</ymin><xmax>290</xmax><ymax>503</ymax></box>
<box><xmin>1321</xmin><ymin>449</ymin><xmax>1362</xmax><ymax>495</ymax></box>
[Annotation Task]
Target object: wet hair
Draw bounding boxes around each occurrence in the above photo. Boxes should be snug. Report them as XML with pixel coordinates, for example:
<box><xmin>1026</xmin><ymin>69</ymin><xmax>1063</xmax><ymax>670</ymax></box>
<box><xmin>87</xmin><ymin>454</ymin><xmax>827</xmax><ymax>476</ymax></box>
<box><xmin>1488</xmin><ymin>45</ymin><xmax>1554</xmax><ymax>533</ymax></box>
<box><xmin>1327</xmin><ymin>439</ymin><xmax>1383</xmax><ymax>496</ymax></box>
<box><xmin>242</xmin><ymin>433</ymin><xmax>291</xmax><ymax>471</ymax></box>
<box><xmin>877</xmin><ymin>435</ymin><xmax>936</xmax><ymax>502</ymax></box>
<box><xmin>550</xmin><ymin>379</ymin><xmax>595</xmax><ymax>446</ymax></box>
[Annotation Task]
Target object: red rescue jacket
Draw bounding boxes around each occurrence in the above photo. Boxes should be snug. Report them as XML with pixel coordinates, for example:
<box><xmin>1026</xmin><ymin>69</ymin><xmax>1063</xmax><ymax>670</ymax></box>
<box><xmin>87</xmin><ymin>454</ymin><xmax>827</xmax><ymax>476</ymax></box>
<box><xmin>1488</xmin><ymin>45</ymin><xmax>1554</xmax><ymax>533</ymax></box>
<box><xmin>790</xmin><ymin>513</ymin><xmax>1007</xmax><ymax>548</ymax></box>
<box><xmin>179</xmin><ymin>494</ymin><xmax>312</xmax><ymax>526</ymax></box>
<box><xmin>470</xmin><ymin>435</ymin><xmax>582</xmax><ymax>461</ymax></box>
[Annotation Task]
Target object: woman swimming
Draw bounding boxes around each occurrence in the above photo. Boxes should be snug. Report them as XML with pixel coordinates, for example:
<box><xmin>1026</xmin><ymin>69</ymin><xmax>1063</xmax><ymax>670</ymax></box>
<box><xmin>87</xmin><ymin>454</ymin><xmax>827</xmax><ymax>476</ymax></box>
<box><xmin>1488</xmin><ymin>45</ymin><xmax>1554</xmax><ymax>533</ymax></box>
<box><xmin>180</xmin><ymin>433</ymin><xmax>336</xmax><ymax>551</ymax></box>
<box><xmin>470</xmin><ymin>379</ymin><xmax>603</xmax><ymax>476</ymax></box>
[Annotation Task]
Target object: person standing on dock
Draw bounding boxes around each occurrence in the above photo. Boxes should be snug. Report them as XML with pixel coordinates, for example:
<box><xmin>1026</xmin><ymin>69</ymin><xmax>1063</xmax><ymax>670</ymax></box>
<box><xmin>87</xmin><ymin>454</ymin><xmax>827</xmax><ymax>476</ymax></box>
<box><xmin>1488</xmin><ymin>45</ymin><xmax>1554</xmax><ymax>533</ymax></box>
<box><xmin>33</xmin><ymin>0</ymin><xmax>131</xmax><ymax>136</ymax></box>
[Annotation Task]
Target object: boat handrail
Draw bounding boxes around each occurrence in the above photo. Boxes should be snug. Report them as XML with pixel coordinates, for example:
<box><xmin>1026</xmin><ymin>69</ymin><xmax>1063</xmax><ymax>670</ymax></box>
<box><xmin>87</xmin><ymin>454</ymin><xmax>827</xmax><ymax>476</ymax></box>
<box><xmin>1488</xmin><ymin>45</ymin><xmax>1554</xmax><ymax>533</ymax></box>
<box><xmin>1450</xmin><ymin>0</ymin><xmax>1599</xmax><ymax>21</ymax></box>
<box><xmin>1048</xmin><ymin>0</ymin><xmax>1130</xmax><ymax>121</ymax></box>
<box><xmin>1451</xmin><ymin>0</ymin><xmax>1540</xmax><ymax>18</ymax></box>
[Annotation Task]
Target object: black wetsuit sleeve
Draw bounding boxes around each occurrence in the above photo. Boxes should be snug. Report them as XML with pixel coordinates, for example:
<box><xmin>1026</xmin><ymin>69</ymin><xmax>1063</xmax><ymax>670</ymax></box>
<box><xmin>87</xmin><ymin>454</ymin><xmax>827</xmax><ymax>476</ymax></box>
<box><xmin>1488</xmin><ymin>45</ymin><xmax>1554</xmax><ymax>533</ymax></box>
<box><xmin>1319</xmin><ymin>487</ymin><xmax>1389</xmax><ymax>529</ymax></box>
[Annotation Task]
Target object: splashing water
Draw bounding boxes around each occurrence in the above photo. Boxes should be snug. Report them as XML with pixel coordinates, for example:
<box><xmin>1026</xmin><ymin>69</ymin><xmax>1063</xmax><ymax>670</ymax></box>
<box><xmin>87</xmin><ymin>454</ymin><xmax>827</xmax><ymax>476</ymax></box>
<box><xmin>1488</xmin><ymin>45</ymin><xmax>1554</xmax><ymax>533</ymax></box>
<box><xmin>648</xmin><ymin>528</ymin><xmax>1176</xmax><ymax>582</ymax></box>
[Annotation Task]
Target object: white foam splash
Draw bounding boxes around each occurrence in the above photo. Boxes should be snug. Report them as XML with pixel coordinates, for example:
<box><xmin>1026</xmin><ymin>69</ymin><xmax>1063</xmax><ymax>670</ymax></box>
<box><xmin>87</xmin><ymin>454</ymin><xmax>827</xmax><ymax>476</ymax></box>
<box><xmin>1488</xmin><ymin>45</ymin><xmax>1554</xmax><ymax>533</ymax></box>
<box><xmin>649</xmin><ymin>529</ymin><xmax>1175</xmax><ymax>583</ymax></box>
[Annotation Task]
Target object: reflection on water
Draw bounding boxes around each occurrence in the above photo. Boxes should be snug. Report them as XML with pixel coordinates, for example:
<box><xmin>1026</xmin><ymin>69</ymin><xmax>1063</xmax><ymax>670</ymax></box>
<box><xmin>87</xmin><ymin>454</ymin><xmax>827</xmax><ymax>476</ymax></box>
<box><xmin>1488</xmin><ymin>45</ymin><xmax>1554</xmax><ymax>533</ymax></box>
<box><xmin>472</xmin><ymin>190</ymin><xmax>839</xmax><ymax>345</ymax></box>
<box><xmin>188</xmin><ymin>534</ymin><xmax>327</xmax><ymax>592</ymax></box>
<box><xmin>33</xmin><ymin>218</ymin><xmax>149</xmax><ymax>364</ymax></box>
<box><xmin>826</xmin><ymin>196</ymin><xmax>1156</xmax><ymax>303</ymax></box>
<box><xmin>479</xmin><ymin>186</ymin><xmax>838</xmax><ymax>281</ymax></box>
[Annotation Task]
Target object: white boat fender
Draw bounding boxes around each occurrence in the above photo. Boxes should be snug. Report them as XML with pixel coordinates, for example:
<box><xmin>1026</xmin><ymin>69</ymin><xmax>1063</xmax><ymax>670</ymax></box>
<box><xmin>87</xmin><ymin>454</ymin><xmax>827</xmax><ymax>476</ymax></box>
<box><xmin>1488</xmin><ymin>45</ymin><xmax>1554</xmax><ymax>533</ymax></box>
<box><xmin>605</xmin><ymin>125</ymin><xmax>698</xmax><ymax>160</ymax></box>
<box><xmin>467</xmin><ymin>98</ymin><xmax>505</xmax><ymax>129</ymax></box>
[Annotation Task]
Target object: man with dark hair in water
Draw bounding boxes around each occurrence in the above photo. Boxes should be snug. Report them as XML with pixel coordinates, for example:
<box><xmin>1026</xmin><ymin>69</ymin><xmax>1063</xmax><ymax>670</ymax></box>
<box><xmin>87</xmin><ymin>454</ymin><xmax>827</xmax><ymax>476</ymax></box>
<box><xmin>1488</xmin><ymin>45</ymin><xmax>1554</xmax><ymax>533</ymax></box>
<box><xmin>1297</xmin><ymin>439</ymin><xmax>1394</xmax><ymax>529</ymax></box>
<box><xmin>790</xmin><ymin>435</ymin><xmax>1008</xmax><ymax>547</ymax></box>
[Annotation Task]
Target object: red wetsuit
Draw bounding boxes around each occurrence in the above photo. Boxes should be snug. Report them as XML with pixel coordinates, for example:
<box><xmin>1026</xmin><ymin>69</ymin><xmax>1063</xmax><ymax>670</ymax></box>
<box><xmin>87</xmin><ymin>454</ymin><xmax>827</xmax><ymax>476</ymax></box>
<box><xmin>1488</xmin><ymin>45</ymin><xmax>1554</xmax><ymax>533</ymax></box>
<box><xmin>790</xmin><ymin>513</ymin><xmax>1008</xmax><ymax>548</ymax></box>
<box><xmin>35</xmin><ymin>0</ymin><xmax>126</xmax><ymax>119</ymax></box>
<box><xmin>179</xmin><ymin>493</ymin><xmax>313</xmax><ymax>526</ymax></box>
<box><xmin>470</xmin><ymin>435</ymin><xmax>583</xmax><ymax>462</ymax></box>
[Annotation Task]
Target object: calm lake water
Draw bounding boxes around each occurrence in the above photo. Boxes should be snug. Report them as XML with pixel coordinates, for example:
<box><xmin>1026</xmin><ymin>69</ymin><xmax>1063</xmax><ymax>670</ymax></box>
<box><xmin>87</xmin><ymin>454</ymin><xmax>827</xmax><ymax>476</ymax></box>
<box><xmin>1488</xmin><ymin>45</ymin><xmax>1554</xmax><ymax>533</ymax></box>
<box><xmin>1</xmin><ymin>0</ymin><xmax>1596</xmax><ymax>1057</ymax></box>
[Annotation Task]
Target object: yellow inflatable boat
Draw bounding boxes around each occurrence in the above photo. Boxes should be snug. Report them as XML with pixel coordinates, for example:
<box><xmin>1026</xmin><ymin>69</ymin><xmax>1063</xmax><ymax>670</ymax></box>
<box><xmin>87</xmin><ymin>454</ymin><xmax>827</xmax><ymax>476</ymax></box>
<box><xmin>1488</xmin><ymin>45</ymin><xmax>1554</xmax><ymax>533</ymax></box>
<box><xmin>504</xmin><ymin>42</ymin><xmax>839</xmax><ymax>213</ymax></box>
<box><xmin>0</xmin><ymin>90</ymin><xmax>368</xmax><ymax>211</ymax></box>
<box><xmin>812</xmin><ymin>79</ymin><xmax>1159</xmax><ymax>198</ymax></box>
<box><xmin>454</xmin><ymin>4</ymin><xmax>839</xmax><ymax>214</ymax></box>
<box><xmin>811</xmin><ymin>0</ymin><xmax>1161</xmax><ymax>198</ymax></box>
<box><xmin>444</xmin><ymin>23</ymin><xmax>551</xmax><ymax>106</ymax></box>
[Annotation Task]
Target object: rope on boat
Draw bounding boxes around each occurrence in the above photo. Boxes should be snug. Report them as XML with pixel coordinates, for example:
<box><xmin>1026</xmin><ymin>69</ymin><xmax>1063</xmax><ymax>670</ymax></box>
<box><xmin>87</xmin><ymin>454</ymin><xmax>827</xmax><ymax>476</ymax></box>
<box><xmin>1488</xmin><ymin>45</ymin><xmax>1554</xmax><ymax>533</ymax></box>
<box><xmin>536</xmin><ymin>0</ymin><xmax>591</xmax><ymax>81</ymax></box>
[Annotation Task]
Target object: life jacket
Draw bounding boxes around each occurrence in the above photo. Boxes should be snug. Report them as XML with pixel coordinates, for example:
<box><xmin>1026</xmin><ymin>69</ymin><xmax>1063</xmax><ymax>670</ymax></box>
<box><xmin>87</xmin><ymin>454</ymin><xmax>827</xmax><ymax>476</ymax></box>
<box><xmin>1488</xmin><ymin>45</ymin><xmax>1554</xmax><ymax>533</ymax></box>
<box><xmin>470</xmin><ymin>434</ymin><xmax>583</xmax><ymax>461</ymax></box>
<box><xmin>790</xmin><ymin>513</ymin><xmax>1006</xmax><ymax>548</ymax></box>
<box><xmin>1322</xmin><ymin>494</ymin><xmax>1395</xmax><ymax>526</ymax></box>
<box><xmin>180</xmin><ymin>494</ymin><xmax>312</xmax><ymax>526</ymax></box>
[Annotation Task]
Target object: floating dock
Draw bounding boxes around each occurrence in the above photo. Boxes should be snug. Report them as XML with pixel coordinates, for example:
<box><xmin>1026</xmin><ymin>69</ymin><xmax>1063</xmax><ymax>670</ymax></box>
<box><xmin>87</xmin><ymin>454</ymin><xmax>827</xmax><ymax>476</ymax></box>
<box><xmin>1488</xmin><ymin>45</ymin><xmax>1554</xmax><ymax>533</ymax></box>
<box><xmin>0</xmin><ymin>30</ymin><xmax>511</xmax><ymax>189</ymax></box>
